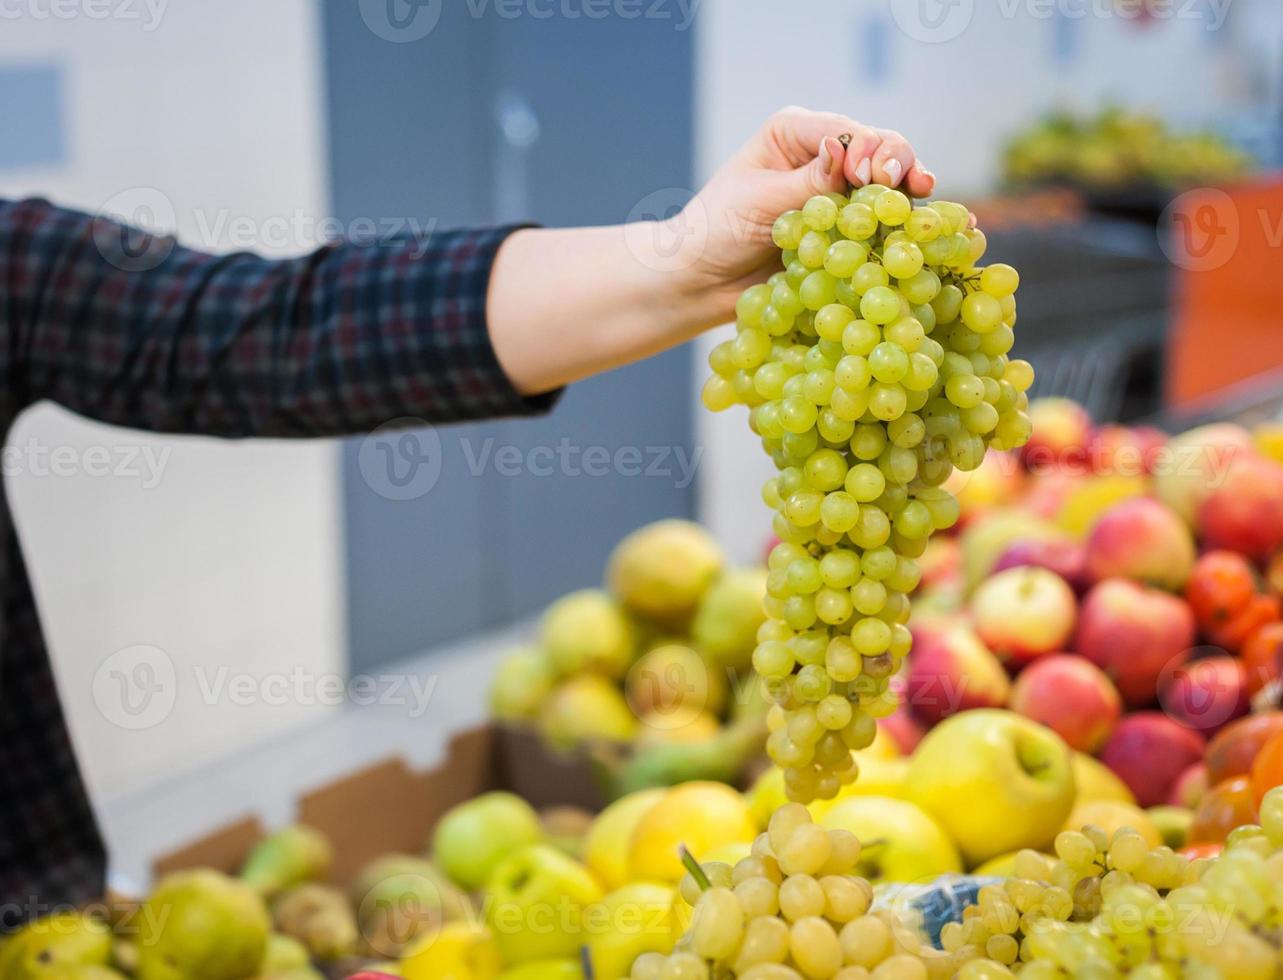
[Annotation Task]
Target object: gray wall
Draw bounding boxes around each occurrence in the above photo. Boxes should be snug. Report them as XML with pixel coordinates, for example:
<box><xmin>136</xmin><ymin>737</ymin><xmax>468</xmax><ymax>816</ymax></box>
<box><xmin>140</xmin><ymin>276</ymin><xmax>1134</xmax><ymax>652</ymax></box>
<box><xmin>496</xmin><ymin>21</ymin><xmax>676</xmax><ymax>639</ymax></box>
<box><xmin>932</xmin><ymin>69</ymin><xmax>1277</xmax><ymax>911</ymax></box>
<box><xmin>322</xmin><ymin>1</ymin><xmax>697</xmax><ymax>668</ymax></box>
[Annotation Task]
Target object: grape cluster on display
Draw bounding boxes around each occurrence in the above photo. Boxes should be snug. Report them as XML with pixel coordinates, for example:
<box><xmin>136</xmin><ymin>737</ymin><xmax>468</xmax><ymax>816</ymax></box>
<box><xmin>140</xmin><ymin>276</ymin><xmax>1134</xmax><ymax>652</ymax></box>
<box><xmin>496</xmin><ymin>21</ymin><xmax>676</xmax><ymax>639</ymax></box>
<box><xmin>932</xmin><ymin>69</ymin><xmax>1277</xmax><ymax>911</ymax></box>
<box><xmin>634</xmin><ymin>789</ymin><xmax>1283</xmax><ymax>978</ymax></box>
<box><xmin>702</xmin><ymin>186</ymin><xmax>1033</xmax><ymax>803</ymax></box>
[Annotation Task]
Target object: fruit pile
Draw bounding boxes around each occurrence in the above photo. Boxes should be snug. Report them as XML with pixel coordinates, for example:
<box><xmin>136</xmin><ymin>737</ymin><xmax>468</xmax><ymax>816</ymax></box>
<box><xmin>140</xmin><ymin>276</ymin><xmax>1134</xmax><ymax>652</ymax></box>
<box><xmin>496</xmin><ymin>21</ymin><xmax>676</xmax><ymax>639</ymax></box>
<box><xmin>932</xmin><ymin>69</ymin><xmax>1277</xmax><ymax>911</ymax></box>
<box><xmin>641</xmin><ymin>789</ymin><xmax>1283</xmax><ymax>979</ymax></box>
<box><xmin>702</xmin><ymin>185</ymin><xmax>1034</xmax><ymax>804</ymax></box>
<box><xmin>899</xmin><ymin>400</ymin><xmax>1283</xmax><ymax>852</ymax></box>
<box><xmin>489</xmin><ymin>519</ymin><xmax>770</xmax><ymax>793</ymax></box>
<box><xmin>1002</xmin><ymin>107</ymin><xmax>1254</xmax><ymax>191</ymax></box>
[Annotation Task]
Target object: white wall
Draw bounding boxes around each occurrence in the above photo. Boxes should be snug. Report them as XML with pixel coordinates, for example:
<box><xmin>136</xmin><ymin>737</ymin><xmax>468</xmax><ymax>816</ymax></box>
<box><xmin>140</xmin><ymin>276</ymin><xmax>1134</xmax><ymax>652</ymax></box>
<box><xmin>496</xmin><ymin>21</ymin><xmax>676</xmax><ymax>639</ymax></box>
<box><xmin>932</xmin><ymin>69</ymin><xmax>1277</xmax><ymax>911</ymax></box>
<box><xmin>0</xmin><ymin>0</ymin><xmax>344</xmax><ymax>801</ymax></box>
<box><xmin>693</xmin><ymin>0</ymin><xmax>1283</xmax><ymax>560</ymax></box>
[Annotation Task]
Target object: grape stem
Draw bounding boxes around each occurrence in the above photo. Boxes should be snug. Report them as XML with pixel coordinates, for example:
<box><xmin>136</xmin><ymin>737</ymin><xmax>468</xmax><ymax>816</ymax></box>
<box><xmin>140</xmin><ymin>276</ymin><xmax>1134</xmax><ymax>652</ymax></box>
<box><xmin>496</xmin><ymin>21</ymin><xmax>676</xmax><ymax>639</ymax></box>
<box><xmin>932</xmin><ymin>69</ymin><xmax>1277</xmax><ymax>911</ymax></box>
<box><xmin>580</xmin><ymin>945</ymin><xmax>596</xmax><ymax>980</ymax></box>
<box><xmin>679</xmin><ymin>845</ymin><xmax>712</xmax><ymax>891</ymax></box>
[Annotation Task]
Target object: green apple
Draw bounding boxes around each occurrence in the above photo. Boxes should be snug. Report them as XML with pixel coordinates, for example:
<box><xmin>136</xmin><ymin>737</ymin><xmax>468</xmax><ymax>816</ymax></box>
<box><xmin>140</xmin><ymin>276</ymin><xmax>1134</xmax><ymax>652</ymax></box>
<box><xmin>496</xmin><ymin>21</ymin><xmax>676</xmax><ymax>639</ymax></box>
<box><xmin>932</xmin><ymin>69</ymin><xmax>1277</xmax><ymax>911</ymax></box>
<box><xmin>541</xmin><ymin>590</ymin><xmax>635</xmax><ymax>679</ymax></box>
<box><xmin>585</xmin><ymin>882</ymin><xmax>676</xmax><ymax>980</ymax></box>
<box><xmin>433</xmin><ymin>792</ymin><xmax>543</xmax><ymax>891</ymax></box>
<box><xmin>1147</xmin><ymin>805</ymin><xmax>1193</xmax><ymax>850</ymax></box>
<box><xmin>489</xmin><ymin>647</ymin><xmax>556</xmax><ymax>723</ymax></box>
<box><xmin>484</xmin><ymin>844</ymin><xmax>603</xmax><ymax>965</ymax></box>
<box><xmin>820</xmin><ymin>796</ymin><xmax>961</xmax><ymax>884</ymax></box>
<box><xmin>136</xmin><ymin>870</ymin><xmax>270</xmax><ymax>980</ymax></box>
<box><xmin>0</xmin><ymin>912</ymin><xmax>112</xmax><ymax>978</ymax></box>
<box><xmin>905</xmin><ymin>709</ymin><xmax>1076</xmax><ymax>867</ymax></box>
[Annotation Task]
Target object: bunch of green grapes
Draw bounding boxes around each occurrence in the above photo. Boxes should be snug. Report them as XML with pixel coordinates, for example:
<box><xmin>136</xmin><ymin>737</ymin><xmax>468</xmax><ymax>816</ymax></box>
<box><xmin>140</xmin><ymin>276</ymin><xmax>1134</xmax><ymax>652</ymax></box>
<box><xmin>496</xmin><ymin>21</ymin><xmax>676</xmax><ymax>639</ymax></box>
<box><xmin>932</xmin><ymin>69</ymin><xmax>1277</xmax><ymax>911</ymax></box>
<box><xmin>636</xmin><ymin>789</ymin><xmax>1283</xmax><ymax>979</ymax></box>
<box><xmin>631</xmin><ymin>804</ymin><xmax>961</xmax><ymax>980</ymax></box>
<box><xmin>701</xmin><ymin>185</ymin><xmax>1033</xmax><ymax>802</ymax></box>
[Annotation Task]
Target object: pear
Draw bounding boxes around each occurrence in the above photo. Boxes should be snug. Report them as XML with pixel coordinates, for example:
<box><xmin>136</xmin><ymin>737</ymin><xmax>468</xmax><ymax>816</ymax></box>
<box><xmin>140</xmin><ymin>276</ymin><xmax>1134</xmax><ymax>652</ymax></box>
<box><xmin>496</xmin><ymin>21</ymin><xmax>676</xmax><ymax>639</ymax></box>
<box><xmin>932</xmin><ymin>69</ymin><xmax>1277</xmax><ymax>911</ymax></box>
<box><xmin>0</xmin><ymin>912</ymin><xmax>112</xmax><ymax>978</ymax></box>
<box><xmin>541</xmin><ymin>590</ymin><xmax>635</xmax><ymax>679</ymax></box>
<box><xmin>488</xmin><ymin>647</ymin><xmax>556</xmax><ymax>723</ymax></box>
<box><xmin>258</xmin><ymin>934</ymin><xmax>310</xmax><ymax>973</ymax></box>
<box><xmin>240</xmin><ymin>825</ymin><xmax>333</xmax><ymax>899</ymax></box>
<box><xmin>348</xmin><ymin>855</ymin><xmax>469</xmax><ymax>959</ymax></box>
<box><xmin>136</xmin><ymin>869</ymin><xmax>269</xmax><ymax>980</ymax></box>
<box><xmin>605</xmin><ymin>718</ymin><xmax>765</xmax><ymax>797</ymax></box>
<box><xmin>607</xmin><ymin>520</ymin><xmax>724</xmax><ymax>627</ymax></box>
<box><xmin>270</xmin><ymin>885</ymin><xmax>357</xmax><ymax>963</ymax></box>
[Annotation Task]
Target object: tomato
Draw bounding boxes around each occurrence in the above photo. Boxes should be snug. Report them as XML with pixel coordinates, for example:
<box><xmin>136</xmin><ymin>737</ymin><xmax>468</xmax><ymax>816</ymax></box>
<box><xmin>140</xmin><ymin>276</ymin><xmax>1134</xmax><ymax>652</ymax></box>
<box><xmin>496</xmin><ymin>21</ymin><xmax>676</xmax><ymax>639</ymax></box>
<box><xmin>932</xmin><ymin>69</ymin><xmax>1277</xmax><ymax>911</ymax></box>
<box><xmin>1207</xmin><ymin>594</ymin><xmax>1281</xmax><ymax>653</ymax></box>
<box><xmin>1250</xmin><ymin>728</ymin><xmax>1283</xmax><ymax>809</ymax></box>
<box><xmin>1185</xmin><ymin>550</ymin><xmax>1257</xmax><ymax>632</ymax></box>
<box><xmin>1188</xmin><ymin>775</ymin><xmax>1259</xmax><ymax>844</ymax></box>
<box><xmin>1206</xmin><ymin>712</ymin><xmax>1283</xmax><ymax>785</ymax></box>
<box><xmin>1180</xmin><ymin>842</ymin><xmax>1224</xmax><ymax>860</ymax></box>
<box><xmin>1241</xmin><ymin>621</ymin><xmax>1283</xmax><ymax>696</ymax></box>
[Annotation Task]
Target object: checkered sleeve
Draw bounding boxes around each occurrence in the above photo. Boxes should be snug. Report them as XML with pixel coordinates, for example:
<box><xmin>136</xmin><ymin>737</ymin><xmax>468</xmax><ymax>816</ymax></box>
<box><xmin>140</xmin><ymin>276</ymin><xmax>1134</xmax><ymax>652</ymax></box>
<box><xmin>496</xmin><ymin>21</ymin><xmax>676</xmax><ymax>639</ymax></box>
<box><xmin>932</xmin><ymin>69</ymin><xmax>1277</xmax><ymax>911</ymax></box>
<box><xmin>0</xmin><ymin>198</ymin><xmax>560</xmax><ymax>437</ymax></box>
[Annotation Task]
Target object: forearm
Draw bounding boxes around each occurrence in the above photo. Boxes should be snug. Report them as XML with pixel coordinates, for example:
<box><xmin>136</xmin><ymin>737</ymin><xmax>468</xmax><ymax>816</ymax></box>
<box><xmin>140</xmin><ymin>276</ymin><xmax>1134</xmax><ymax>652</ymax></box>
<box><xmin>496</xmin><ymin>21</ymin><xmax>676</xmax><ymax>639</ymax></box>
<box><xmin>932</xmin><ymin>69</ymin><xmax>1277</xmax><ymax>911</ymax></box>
<box><xmin>487</xmin><ymin>223</ymin><xmax>734</xmax><ymax>395</ymax></box>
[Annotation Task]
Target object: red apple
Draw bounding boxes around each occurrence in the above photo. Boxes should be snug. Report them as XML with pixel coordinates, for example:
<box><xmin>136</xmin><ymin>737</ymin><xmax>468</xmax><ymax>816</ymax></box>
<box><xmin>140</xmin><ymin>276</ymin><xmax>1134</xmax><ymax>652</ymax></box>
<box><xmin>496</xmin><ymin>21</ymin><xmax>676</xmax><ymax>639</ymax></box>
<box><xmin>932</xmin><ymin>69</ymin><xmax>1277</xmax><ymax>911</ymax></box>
<box><xmin>1084</xmin><ymin>497</ymin><xmax>1195</xmax><ymax>591</ymax></box>
<box><xmin>1169</xmin><ymin>762</ymin><xmax>1208</xmax><ymax>809</ymax></box>
<box><xmin>1100</xmin><ymin>712</ymin><xmax>1207</xmax><ymax>808</ymax></box>
<box><xmin>1020</xmin><ymin>398</ymin><xmax>1092</xmax><ymax>474</ymax></box>
<box><xmin>1075</xmin><ymin>579</ymin><xmax>1196</xmax><ymax>707</ymax></box>
<box><xmin>971</xmin><ymin>566</ymin><xmax>1077</xmax><ymax>668</ymax></box>
<box><xmin>1089</xmin><ymin>424</ymin><xmax>1167</xmax><ymax>476</ymax></box>
<box><xmin>1204</xmin><ymin>711</ymin><xmax>1283</xmax><ymax>786</ymax></box>
<box><xmin>1198</xmin><ymin>455</ymin><xmax>1283</xmax><ymax>561</ymax></box>
<box><xmin>1009</xmin><ymin>654</ymin><xmax>1122</xmax><ymax>754</ymax></box>
<box><xmin>992</xmin><ymin>538</ymin><xmax>1089</xmax><ymax>594</ymax></box>
<box><xmin>905</xmin><ymin>625</ymin><xmax>1011</xmax><ymax>724</ymax></box>
<box><xmin>1152</xmin><ymin>422</ymin><xmax>1254</xmax><ymax>524</ymax></box>
<box><xmin>1157</xmin><ymin>655</ymin><xmax>1249</xmax><ymax>736</ymax></box>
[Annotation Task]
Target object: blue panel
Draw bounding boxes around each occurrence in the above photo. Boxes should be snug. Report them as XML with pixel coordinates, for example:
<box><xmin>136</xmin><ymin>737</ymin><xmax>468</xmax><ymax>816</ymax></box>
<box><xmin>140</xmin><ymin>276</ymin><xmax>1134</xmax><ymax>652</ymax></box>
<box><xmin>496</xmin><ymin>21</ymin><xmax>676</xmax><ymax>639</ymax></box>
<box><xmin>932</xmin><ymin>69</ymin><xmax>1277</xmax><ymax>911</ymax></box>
<box><xmin>0</xmin><ymin>65</ymin><xmax>66</xmax><ymax>170</ymax></box>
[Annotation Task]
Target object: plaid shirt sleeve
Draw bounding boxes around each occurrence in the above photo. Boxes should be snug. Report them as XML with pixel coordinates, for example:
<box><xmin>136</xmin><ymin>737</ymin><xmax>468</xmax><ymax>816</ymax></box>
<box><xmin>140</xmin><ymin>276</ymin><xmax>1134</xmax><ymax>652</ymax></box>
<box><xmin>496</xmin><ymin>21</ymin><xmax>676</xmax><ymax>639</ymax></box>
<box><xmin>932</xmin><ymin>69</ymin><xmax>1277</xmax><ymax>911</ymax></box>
<box><xmin>1</xmin><ymin>197</ymin><xmax>560</xmax><ymax>434</ymax></box>
<box><xmin>0</xmin><ymin>197</ymin><xmax>558</xmax><ymax>922</ymax></box>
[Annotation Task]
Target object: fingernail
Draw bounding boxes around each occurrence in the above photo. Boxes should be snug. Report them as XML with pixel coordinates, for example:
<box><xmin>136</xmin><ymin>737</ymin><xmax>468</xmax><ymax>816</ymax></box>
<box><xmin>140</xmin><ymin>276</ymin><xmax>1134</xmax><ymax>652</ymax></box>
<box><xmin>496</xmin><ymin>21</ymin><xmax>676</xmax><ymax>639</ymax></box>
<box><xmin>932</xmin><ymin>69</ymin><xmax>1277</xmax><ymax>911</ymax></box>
<box><xmin>922</xmin><ymin>168</ymin><xmax>937</xmax><ymax>184</ymax></box>
<box><xmin>854</xmin><ymin>158</ymin><xmax>872</xmax><ymax>186</ymax></box>
<box><xmin>884</xmin><ymin>158</ymin><xmax>904</xmax><ymax>186</ymax></box>
<box><xmin>819</xmin><ymin>139</ymin><xmax>835</xmax><ymax>178</ymax></box>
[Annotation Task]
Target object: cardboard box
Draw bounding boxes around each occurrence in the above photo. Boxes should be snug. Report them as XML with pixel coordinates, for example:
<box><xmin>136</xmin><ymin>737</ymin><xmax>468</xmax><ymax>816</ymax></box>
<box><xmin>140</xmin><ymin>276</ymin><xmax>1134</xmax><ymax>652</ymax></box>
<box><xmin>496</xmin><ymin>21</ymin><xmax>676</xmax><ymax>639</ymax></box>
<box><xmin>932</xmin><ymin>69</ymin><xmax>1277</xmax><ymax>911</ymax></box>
<box><xmin>152</xmin><ymin>724</ymin><xmax>606</xmax><ymax>883</ymax></box>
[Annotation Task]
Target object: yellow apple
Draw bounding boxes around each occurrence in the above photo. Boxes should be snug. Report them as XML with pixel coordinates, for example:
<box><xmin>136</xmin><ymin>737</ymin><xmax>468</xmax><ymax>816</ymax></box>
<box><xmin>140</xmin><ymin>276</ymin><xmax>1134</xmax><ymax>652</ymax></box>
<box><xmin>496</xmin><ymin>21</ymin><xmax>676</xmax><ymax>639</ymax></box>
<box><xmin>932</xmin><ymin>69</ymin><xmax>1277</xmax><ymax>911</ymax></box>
<box><xmin>497</xmin><ymin>960</ymin><xmax>582</xmax><ymax>980</ymax></box>
<box><xmin>1071</xmin><ymin>752</ymin><xmax>1136</xmax><ymax>805</ymax></box>
<box><xmin>484</xmin><ymin>845</ymin><xmax>603</xmax><ymax>965</ymax></box>
<box><xmin>1063</xmin><ymin>799</ymin><xmax>1161</xmax><ymax>848</ymax></box>
<box><xmin>584</xmin><ymin>882</ymin><xmax>676</xmax><ymax>980</ymax></box>
<box><xmin>583</xmin><ymin>789</ymin><xmax>666</xmax><ymax>892</ymax></box>
<box><xmin>820</xmin><ymin>796</ymin><xmax>962</xmax><ymax>884</ymax></box>
<box><xmin>627</xmin><ymin>782</ymin><xmax>756</xmax><ymax>883</ymax></box>
<box><xmin>399</xmin><ymin>921</ymin><xmax>502</xmax><ymax>980</ymax></box>
<box><xmin>905</xmin><ymin>710</ymin><xmax>1076</xmax><ymax>867</ymax></box>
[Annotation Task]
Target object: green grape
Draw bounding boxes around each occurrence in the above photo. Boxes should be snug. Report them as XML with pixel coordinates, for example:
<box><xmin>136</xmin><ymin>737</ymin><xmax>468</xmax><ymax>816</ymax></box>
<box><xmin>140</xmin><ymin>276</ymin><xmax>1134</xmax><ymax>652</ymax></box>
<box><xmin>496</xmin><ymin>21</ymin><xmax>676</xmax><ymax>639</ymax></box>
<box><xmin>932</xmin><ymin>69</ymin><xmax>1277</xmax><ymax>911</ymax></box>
<box><xmin>797</xmin><ymin>230</ymin><xmax>830</xmax><ymax>269</ymax></box>
<box><xmin>824</xmin><ymin>240</ymin><xmax>867</xmax><ymax>278</ymax></box>
<box><xmin>961</xmin><ymin>291</ymin><xmax>1003</xmax><ymax>334</ymax></box>
<box><xmin>800</xmin><ymin>270</ymin><xmax>838</xmax><ymax>310</ymax></box>
<box><xmin>837</xmin><ymin>202</ymin><xmax>879</xmax><ymax>240</ymax></box>
<box><xmin>981</xmin><ymin>262</ymin><xmax>1020</xmax><ymax>297</ymax></box>
<box><xmin>802</xmin><ymin>194</ymin><xmax>838</xmax><ymax>231</ymax></box>
<box><xmin>841</xmin><ymin>319</ymin><xmax>880</xmax><ymax>357</ymax></box>
<box><xmin>851</xmin><ymin>263</ymin><xmax>890</xmax><ymax>295</ymax></box>
<box><xmin>815</xmin><ymin>303</ymin><xmax>856</xmax><ymax>342</ymax></box>
<box><xmin>835</xmin><ymin>355</ymin><xmax>872</xmax><ymax>393</ymax></box>
<box><xmin>874</xmin><ymin>189</ymin><xmax>912</xmax><ymax>226</ymax></box>
<box><xmin>885</xmin><ymin>316</ymin><xmax>925</xmax><ymax>352</ymax></box>
<box><xmin>859</xmin><ymin>286</ymin><xmax>902</xmax><ymax>326</ymax></box>
<box><xmin>868</xmin><ymin>342</ymin><xmax>909</xmax><ymax>384</ymax></box>
<box><xmin>772</xmin><ymin>211</ymin><xmax>807</xmax><ymax>251</ymax></box>
<box><xmin>883</xmin><ymin>241</ymin><xmax>924</xmax><ymax>279</ymax></box>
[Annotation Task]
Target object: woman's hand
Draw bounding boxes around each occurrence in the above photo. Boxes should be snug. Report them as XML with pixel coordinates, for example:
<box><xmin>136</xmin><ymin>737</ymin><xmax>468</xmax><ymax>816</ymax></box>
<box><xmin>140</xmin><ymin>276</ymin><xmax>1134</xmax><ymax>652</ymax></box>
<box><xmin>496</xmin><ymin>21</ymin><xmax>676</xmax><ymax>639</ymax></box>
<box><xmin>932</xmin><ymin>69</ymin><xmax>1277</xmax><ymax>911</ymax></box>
<box><xmin>676</xmin><ymin>107</ymin><xmax>936</xmax><ymax>318</ymax></box>
<box><xmin>489</xmin><ymin>108</ymin><xmax>935</xmax><ymax>395</ymax></box>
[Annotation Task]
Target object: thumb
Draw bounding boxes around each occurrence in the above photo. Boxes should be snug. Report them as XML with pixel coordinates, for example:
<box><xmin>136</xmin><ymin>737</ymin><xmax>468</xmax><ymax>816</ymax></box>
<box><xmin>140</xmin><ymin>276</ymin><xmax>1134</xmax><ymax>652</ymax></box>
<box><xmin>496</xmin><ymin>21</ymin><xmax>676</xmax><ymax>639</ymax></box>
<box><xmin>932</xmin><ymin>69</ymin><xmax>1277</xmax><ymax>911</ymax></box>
<box><xmin>781</xmin><ymin>135</ymin><xmax>848</xmax><ymax>205</ymax></box>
